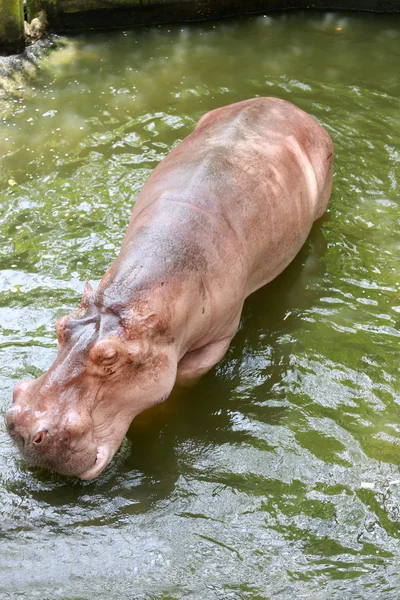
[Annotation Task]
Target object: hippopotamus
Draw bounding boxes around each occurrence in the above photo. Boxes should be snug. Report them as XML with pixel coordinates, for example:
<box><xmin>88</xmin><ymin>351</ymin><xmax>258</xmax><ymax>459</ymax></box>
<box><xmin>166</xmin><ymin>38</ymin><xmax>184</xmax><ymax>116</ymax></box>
<box><xmin>5</xmin><ymin>97</ymin><xmax>333</xmax><ymax>480</ymax></box>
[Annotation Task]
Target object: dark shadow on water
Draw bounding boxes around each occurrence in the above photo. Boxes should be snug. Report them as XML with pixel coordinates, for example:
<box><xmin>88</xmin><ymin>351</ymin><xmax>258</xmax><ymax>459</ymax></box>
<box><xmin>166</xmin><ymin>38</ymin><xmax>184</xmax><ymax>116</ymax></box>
<box><xmin>118</xmin><ymin>221</ymin><xmax>329</xmax><ymax>507</ymax></box>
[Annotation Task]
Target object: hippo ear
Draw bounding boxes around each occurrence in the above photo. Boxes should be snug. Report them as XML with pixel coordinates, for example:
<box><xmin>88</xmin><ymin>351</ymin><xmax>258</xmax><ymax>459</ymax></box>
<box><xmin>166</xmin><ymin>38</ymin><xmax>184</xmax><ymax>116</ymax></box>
<box><xmin>79</xmin><ymin>281</ymin><xmax>95</xmax><ymax>310</ymax></box>
<box><xmin>84</xmin><ymin>281</ymin><xmax>93</xmax><ymax>295</ymax></box>
<box><xmin>55</xmin><ymin>315</ymin><xmax>72</xmax><ymax>345</ymax></box>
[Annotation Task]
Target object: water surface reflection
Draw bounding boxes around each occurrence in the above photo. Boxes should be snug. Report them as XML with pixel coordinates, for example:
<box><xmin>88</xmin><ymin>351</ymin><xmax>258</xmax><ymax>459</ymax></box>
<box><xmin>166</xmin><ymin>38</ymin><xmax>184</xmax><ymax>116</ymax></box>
<box><xmin>1</xmin><ymin>10</ymin><xmax>400</xmax><ymax>599</ymax></box>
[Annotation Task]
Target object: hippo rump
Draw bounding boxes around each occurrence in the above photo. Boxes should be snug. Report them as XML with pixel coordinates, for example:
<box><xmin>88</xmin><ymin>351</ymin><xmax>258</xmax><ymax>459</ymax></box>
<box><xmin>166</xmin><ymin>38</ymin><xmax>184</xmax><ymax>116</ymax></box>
<box><xmin>5</xmin><ymin>97</ymin><xmax>334</xmax><ymax>480</ymax></box>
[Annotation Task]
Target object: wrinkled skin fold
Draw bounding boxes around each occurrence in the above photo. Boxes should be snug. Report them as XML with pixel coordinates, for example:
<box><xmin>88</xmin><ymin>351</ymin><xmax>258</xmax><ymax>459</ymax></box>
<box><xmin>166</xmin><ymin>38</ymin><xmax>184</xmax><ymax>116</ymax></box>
<box><xmin>5</xmin><ymin>98</ymin><xmax>334</xmax><ymax>479</ymax></box>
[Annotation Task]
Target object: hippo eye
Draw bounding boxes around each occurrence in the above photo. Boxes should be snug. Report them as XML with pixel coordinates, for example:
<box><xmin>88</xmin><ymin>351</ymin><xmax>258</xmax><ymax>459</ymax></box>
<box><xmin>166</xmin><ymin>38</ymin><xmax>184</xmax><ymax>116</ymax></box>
<box><xmin>100</xmin><ymin>346</ymin><xmax>118</xmax><ymax>363</ymax></box>
<box><xmin>91</xmin><ymin>343</ymin><xmax>119</xmax><ymax>366</ymax></box>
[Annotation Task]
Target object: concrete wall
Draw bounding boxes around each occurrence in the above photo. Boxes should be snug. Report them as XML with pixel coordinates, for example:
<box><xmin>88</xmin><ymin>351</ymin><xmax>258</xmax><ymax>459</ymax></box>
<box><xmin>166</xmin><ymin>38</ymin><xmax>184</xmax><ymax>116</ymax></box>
<box><xmin>1</xmin><ymin>0</ymin><xmax>399</xmax><ymax>55</ymax></box>
<box><xmin>26</xmin><ymin>0</ymin><xmax>400</xmax><ymax>31</ymax></box>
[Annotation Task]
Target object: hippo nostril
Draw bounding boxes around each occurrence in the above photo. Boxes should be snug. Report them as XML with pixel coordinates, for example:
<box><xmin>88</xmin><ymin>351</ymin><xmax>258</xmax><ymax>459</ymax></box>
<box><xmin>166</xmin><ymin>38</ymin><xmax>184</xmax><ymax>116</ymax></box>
<box><xmin>32</xmin><ymin>430</ymin><xmax>47</xmax><ymax>445</ymax></box>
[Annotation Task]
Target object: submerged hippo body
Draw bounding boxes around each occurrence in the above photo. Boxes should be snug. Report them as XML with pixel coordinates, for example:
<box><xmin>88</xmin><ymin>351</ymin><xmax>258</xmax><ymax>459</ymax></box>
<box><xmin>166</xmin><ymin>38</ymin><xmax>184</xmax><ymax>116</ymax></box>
<box><xmin>6</xmin><ymin>98</ymin><xmax>333</xmax><ymax>479</ymax></box>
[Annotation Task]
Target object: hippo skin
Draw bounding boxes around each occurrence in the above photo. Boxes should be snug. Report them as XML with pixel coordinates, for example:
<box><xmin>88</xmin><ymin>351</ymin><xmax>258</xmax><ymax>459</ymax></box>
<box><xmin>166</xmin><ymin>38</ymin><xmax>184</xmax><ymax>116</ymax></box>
<box><xmin>5</xmin><ymin>98</ymin><xmax>333</xmax><ymax>480</ymax></box>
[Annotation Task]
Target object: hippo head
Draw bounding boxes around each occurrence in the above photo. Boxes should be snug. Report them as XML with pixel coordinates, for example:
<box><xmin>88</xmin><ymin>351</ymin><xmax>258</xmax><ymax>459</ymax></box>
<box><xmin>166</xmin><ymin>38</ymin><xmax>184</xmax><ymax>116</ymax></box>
<box><xmin>5</xmin><ymin>283</ymin><xmax>177</xmax><ymax>480</ymax></box>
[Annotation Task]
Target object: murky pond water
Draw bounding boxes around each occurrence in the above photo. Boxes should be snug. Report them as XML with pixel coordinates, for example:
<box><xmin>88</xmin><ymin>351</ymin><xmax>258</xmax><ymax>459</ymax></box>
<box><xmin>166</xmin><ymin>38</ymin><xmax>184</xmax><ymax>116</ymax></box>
<box><xmin>1</xmin><ymin>10</ymin><xmax>400</xmax><ymax>599</ymax></box>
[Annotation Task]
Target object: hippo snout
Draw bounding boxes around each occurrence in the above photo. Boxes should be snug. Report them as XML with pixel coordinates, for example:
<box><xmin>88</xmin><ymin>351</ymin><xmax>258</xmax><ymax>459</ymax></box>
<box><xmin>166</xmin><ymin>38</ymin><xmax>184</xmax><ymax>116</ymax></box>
<box><xmin>5</xmin><ymin>381</ymin><xmax>100</xmax><ymax>477</ymax></box>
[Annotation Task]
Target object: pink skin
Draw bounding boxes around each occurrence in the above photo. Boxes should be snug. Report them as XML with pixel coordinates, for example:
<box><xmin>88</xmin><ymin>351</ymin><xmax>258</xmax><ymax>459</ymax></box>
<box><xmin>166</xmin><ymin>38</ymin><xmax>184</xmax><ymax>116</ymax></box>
<box><xmin>5</xmin><ymin>98</ymin><xmax>333</xmax><ymax>479</ymax></box>
<box><xmin>5</xmin><ymin>297</ymin><xmax>178</xmax><ymax>479</ymax></box>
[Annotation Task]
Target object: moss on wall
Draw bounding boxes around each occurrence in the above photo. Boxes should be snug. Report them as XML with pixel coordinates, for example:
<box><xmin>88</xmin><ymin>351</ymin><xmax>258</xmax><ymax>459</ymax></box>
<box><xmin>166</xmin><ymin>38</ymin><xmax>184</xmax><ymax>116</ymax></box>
<box><xmin>0</xmin><ymin>0</ymin><xmax>24</xmax><ymax>54</ymax></box>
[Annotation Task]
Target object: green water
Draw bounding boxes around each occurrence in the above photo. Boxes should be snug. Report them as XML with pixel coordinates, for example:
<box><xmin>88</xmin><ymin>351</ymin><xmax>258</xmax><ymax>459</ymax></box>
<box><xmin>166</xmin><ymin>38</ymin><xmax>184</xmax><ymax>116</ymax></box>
<box><xmin>1</xmin><ymin>10</ymin><xmax>400</xmax><ymax>599</ymax></box>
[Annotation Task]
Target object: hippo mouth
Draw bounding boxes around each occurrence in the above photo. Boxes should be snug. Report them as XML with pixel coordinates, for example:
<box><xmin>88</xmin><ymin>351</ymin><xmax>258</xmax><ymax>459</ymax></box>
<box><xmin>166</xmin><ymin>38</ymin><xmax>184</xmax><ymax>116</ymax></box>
<box><xmin>79</xmin><ymin>444</ymin><xmax>113</xmax><ymax>480</ymax></box>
